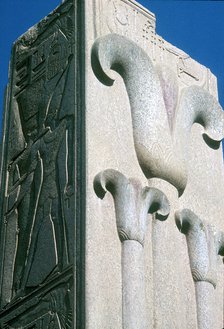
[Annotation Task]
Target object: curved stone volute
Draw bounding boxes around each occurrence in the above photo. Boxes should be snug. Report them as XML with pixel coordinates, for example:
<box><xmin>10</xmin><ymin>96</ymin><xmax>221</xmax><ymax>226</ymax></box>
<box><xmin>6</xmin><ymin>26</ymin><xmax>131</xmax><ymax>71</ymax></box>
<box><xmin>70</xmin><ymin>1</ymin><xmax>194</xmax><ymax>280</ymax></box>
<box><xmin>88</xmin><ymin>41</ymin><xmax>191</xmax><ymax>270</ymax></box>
<box><xmin>175</xmin><ymin>209</ymin><xmax>224</xmax><ymax>288</ymax></box>
<box><xmin>92</xmin><ymin>34</ymin><xmax>187</xmax><ymax>195</ymax></box>
<box><xmin>174</xmin><ymin>86</ymin><xmax>224</xmax><ymax>165</ymax></box>
<box><xmin>94</xmin><ymin>169</ymin><xmax>170</xmax><ymax>245</ymax></box>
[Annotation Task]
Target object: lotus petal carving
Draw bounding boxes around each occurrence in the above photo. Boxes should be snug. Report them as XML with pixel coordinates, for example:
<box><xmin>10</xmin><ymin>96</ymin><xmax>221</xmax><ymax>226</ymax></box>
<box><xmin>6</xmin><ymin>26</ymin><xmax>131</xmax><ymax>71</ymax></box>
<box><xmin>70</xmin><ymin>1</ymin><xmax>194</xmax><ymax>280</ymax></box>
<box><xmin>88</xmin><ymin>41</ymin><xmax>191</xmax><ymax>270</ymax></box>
<box><xmin>92</xmin><ymin>34</ymin><xmax>224</xmax><ymax>195</ymax></box>
<box><xmin>94</xmin><ymin>169</ymin><xmax>170</xmax><ymax>245</ymax></box>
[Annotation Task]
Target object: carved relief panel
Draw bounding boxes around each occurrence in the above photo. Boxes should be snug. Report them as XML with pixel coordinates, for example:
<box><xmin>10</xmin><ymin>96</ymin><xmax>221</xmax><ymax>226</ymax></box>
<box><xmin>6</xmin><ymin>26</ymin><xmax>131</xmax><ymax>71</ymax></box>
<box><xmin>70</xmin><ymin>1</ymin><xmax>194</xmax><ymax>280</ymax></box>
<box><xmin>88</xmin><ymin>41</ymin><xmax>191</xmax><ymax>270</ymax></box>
<box><xmin>0</xmin><ymin>273</ymin><xmax>73</xmax><ymax>329</ymax></box>
<box><xmin>90</xmin><ymin>26</ymin><xmax>224</xmax><ymax>328</ymax></box>
<box><xmin>0</xmin><ymin>1</ymin><xmax>82</xmax><ymax>327</ymax></box>
<box><xmin>93</xmin><ymin>0</ymin><xmax>217</xmax><ymax>96</ymax></box>
<box><xmin>94</xmin><ymin>0</ymin><xmax>155</xmax><ymax>44</ymax></box>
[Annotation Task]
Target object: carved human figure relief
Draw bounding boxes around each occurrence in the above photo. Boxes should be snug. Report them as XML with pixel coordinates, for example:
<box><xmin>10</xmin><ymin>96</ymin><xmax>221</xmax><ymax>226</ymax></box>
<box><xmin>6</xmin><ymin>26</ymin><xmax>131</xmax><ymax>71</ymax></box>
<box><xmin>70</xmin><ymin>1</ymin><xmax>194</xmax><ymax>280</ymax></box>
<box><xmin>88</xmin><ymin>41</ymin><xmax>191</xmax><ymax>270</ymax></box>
<box><xmin>8</xmin><ymin>67</ymin><xmax>72</xmax><ymax>294</ymax></box>
<box><xmin>2</xmin><ymin>11</ymin><xmax>75</xmax><ymax>304</ymax></box>
<box><xmin>1</xmin><ymin>280</ymin><xmax>73</xmax><ymax>329</ymax></box>
<box><xmin>175</xmin><ymin>209</ymin><xmax>224</xmax><ymax>329</ymax></box>
<box><xmin>94</xmin><ymin>169</ymin><xmax>170</xmax><ymax>329</ymax></box>
<box><xmin>91</xmin><ymin>34</ymin><xmax>224</xmax><ymax>195</ymax></box>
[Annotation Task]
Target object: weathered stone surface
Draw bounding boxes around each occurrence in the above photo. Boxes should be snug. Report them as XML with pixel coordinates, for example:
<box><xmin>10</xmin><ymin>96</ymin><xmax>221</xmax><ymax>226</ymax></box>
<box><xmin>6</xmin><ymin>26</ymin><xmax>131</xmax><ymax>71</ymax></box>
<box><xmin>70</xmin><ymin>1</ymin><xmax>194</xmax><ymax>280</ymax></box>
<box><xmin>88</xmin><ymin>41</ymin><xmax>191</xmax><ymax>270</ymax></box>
<box><xmin>94</xmin><ymin>169</ymin><xmax>170</xmax><ymax>329</ymax></box>
<box><xmin>87</xmin><ymin>1</ymin><xmax>224</xmax><ymax>328</ymax></box>
<box><xmin>0</xmin><ymin>1</ymin><xmax>84</xmax><ymax>328</ymax></box>
<box><xmin>176</xmin><ymin>209</ymin><xmax>224</xmax><ymax>329</ymax></box>
<box><xmin>0</xmin><ymin>0</ymin><xmax>223</xmax><ymax>328</ymax></box>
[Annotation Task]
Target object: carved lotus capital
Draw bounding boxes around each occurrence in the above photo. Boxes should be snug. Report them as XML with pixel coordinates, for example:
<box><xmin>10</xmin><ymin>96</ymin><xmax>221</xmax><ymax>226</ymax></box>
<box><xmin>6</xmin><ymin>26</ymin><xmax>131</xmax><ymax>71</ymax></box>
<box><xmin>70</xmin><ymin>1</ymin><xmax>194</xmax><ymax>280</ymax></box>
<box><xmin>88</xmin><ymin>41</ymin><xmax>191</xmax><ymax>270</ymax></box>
<box><xmin>94</xmin><ymin>169</ymin><xmax>170</xmax><ymax>245</ymax></box>
<box><xmin>176</xmin><ymin>209</ymin><xmax>224</xmax><ymax>288</ymax></box>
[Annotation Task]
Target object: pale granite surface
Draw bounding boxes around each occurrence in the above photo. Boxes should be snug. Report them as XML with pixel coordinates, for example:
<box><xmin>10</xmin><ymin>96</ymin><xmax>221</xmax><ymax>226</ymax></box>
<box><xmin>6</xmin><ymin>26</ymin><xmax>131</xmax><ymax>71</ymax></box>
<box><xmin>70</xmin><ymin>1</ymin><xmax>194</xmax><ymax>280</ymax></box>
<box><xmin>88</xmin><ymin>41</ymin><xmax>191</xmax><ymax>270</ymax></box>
<box><xmin>86</xmin><ymin>0</ymin><xmax>224</xmax><ymax>328</ymax></box>
<box><xmin>0</xmin><ymin>0</ymin><xmax>223</xmax><ymax>328</ymax></box>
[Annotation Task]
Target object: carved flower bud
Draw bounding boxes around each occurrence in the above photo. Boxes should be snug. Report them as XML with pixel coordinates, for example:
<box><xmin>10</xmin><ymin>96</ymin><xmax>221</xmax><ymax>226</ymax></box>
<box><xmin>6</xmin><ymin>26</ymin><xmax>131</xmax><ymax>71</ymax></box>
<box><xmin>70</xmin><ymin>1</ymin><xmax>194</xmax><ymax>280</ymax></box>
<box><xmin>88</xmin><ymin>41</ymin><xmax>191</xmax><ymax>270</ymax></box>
<box><xmin>175</xmin><ymin>209</ymin><xmax>224</xmax><ymax>288</ymax></box>
<box><xmin>94</xmin><ymin>169</ymin><xmax>170</xmax><ymax>245</ymax></box>
<box><xmin>174</xmin><ymin>86</ymin><xmax>224</xmax><ymax>168</ymax></box>
<box><xmin>91</xmin><ymin>34</ymin><xmax>187</xmax><ymax>195</ymax></box>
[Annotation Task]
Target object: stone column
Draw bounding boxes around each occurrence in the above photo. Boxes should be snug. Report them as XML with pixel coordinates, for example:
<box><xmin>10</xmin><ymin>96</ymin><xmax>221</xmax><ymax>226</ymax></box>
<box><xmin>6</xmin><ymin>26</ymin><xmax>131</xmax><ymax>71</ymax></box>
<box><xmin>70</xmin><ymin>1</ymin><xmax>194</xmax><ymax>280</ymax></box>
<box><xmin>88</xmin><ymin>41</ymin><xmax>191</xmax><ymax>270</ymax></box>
<box><xmin>94</xmin><ymin>169</ymin><xmax>170</xmax><ymax>329</ymax></box>
<box><xmin>176</xmin><ymin>209</ymin><xmax>224</xmax><ymax>329</ymax></box>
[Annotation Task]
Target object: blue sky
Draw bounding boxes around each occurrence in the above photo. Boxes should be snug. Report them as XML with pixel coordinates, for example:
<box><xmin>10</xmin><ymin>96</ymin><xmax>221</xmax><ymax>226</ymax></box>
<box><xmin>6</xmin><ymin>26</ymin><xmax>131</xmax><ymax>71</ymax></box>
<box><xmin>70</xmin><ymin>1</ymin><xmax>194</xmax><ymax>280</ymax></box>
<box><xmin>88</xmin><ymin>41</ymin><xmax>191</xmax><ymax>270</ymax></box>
<box><xmin>0</xmin><ymin>1</ymin><xmax>224</xmax><ymax>137</ymax></box>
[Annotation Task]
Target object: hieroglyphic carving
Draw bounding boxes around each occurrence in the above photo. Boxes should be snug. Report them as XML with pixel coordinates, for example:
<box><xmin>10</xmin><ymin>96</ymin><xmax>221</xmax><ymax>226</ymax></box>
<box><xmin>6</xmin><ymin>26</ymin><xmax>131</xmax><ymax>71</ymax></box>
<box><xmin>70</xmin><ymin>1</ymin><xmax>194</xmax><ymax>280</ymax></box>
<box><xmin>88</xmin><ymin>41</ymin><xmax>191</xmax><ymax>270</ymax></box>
<box><xmin>94</xmin><ymin>169</ymin><xmax>170</xmax><ymax>329</ymax></box>
<box><xmin>165</xmin><ymin>44</ymin><xmax>207</xmax><ymax>87</ymax></box>
<box><xmin>0</xmin><ymin>0</ymin><xmax>77</xmax><ymax>327</ymax></box>
<box><xmin>106</xmin><ymin>0</ymin><xmax>129</xmax><ymax>35</ymax></box>
<box><xmin>95</xmin><ymin>0</ymin><xmax>212</xmax><ymax>89</ymax></box>
<box><xmin>95</xmin><ymin>0</ymin><xmax>156</xmax><ymax>44</ymax></box>
<box><xmin>178</xmin><ymin>56</ymin><xmax>199</xmax><ymax>83</ymax></box>
<box><xmin>142</xmin><ymin>18</ymin><xmax>155</xmax><ymax>42</ymax></box>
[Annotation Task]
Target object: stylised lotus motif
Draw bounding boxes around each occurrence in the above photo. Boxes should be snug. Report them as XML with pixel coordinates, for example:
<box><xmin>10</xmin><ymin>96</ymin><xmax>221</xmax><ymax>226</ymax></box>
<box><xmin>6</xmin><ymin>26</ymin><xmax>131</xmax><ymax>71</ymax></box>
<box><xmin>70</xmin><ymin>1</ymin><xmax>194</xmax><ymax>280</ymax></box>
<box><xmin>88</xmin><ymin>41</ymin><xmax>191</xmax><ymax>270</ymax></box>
<box><xmin>94</xmin><ymin>169</ymin><xmax>170</xmax><ymax>245</ymax></box>
<box><xmin>175</xmin><ymin>209</ymin><xmax>224</xmax><ymax>329</ymax></box>
<box><xmin>175</xmin><ymin>209</ymin><xmax>224</xmax><ymax>287</ymax></box>
<box><xmin>92</xmin><ymin>34</ymin><xmax>224</xmax><ymax>195</ymax></box>
<box><xmin>94</xmin><ymin>169</ymin><xmax>170</xmax><ymax>329</ymax></box>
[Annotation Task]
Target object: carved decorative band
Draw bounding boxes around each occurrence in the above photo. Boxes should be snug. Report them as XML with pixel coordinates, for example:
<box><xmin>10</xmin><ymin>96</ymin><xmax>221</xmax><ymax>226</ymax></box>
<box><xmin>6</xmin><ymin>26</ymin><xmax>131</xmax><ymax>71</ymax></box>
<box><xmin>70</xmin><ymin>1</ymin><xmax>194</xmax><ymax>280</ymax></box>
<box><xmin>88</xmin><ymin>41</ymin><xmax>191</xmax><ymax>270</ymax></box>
<box><xmin>191</xmin><ymin>268</ymin><xmax>216</xmax><ymax>288</ymax></box>
<box><xmin>118</xmin><ymin>229</ymin><xmax>133</xmax><ymax>244</ymax></box>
